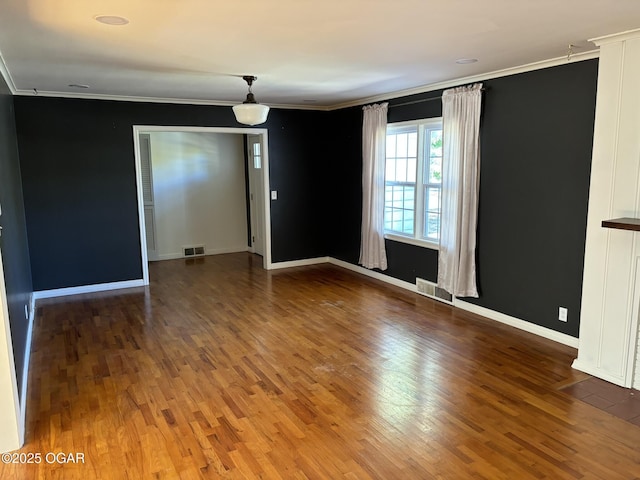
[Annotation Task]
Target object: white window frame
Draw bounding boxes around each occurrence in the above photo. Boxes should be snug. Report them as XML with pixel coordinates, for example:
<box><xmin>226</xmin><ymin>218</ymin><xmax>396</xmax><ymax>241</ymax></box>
<box><xmin>384</xmin><ymin>118</ymin><xmax>442</xmax><ymax>251</ymax></box>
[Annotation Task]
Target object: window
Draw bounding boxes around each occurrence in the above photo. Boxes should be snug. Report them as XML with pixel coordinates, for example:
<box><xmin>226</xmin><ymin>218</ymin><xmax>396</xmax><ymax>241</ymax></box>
<box><xmin>384</xmin><ymin>118</ymin><xmax>442</xmax><ymax>247</ymax></box>
<box><xmin>253</xmin><ymin>142</ymin><xmax>262</xmax><ymax>169</ymax></box>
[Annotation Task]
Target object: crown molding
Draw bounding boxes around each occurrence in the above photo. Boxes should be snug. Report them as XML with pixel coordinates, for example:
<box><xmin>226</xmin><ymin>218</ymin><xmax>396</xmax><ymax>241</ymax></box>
<box><xmin>328</xmin><ymin>49</ymin><xmax>600</xmax><ymax>110</ymax></box>
<box><xmin>0</xmin><ymin>50</ymin><xmax>17</xmax><ymax>94</ymax></box>
<box><xmin>8</xmin><ymin>49</ymin><xmax>599</xmax><ymax>112</ymax></box>
<box><xmin>12</xmin><ymin>89</ymin><xmax>331</xmax><ymax>111</ymax></box>
<box><xmin>590</xmin><ymin>28</ymin><xmax>640</xmax><ymax>46</ymax></box>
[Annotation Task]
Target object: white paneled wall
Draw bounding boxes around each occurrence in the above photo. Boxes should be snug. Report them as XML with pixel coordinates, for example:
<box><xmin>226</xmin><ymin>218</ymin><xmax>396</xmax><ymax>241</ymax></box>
<box><xmin>148</xmin><ymin>132</ymin><xmax>248</xmax><ymax>260</ymax></box>
<box><xmin>0</xmin><ymin>252</ymin><xmax>21</xmax><ymax>452</ymax></box>
<box><xmin>635</xmin><ymin>324</ymin><xmax>640</xmax><ymax>388</ymax></box>
<box><xmin>574</xmin><ymin>30</ymin><xmax>640</xmax><ymax>388</ymax></box>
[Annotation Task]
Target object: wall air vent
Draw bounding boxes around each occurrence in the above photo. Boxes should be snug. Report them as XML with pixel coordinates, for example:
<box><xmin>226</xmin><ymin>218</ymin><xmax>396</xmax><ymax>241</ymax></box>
<box><xmin>183</xmin><ymin>245</ymin><xmax>206</xmax><ymax>257</ymax></box>
<box><xmin>416</xmin><ymin>278</ymin><xmax>453</xmax><ymax>304</ymax></box>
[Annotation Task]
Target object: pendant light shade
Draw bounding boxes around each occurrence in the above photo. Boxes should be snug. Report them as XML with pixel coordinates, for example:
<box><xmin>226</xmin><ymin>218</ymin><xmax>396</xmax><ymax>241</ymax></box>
<box><xmin>233</xmin><ymin>76</ymin><xmax>269</xmax><ymax>126</ymax></box>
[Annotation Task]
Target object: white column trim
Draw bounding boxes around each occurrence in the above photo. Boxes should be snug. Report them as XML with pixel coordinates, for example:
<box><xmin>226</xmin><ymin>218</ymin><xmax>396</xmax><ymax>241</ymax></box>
<box><xmin>0</xmin><ymin>250</ymin><xmax>22</xmax><ymax>452</ymax></box>
<box><xmin>575</xmin><ymin>30</ymin><xmax>640</xmax><ymax>387</ymax></box>
<box><xmin>591</xmin><ymin>28</ymin><xmax>640</xmax><ymax>46</ymax></box>
<box><xmin>629</xmin><ymin>256</ymin><xmax>640</xmax><ymax>387</ymax></box>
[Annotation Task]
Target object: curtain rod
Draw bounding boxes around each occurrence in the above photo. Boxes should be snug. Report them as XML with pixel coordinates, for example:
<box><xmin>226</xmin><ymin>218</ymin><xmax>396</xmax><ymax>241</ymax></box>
<box><xmin>389</xmin><ymin>87</ymin><xmax>487</xmax><ymax>109</ymax></box>
<box><xmin>389</xmin><ymin>97</ymin><xmax>441</xmax><ymax>108</ymax></box>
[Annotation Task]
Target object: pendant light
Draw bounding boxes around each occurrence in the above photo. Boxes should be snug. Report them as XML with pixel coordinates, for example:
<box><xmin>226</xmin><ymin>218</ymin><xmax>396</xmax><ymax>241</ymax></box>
<box><xmin>232</xmin><ymin>76</ymin><xmax>270</xmax><ymax>126</ymax></box>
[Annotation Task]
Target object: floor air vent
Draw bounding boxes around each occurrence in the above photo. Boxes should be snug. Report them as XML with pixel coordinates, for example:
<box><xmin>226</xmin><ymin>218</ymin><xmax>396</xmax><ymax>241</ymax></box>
<box><xmin>416</xmin><ymin>278</ymin><xmax>453</xmax><ymax>304</ymax></box>
<box><xmin>183</xmin><ymin>245</ymin><xmax>205</xmax><ymax>257</ymax></box>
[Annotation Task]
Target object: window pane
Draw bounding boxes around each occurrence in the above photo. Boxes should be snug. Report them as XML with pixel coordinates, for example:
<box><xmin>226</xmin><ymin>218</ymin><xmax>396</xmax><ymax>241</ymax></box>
<box><xmin>384</xmin><ymin>183</ymin><xmax>415</xmax><ymax>235</ymax></box>
<box><xmin>396</xmin><ymin>133</ymin><xmax>408</xmax><ymax>158</ymax></box>
<box><xmin>428</xmin><ymin>129</ymin><xmax>443</xmax><ymax>184</ymax></box>
<box><xmin>408</xmin><ymin>132</ymin><xmax>417</xmax><ymax>157</ymax></box>
<box><xmin>253</xmin><ymin>143</ymin><xmax>261</xmax><ymax>156</ymax></box>
<box><xmin>407</xmin><ymin>157</ymin><xmax>416</xmax><ymax>183</ymax></box>
<box><xmin>396</xmin><ymin>158</ymin><xmax>407</xmax><ymax>182</ymax></box>
<box><xmin>425</xmin><ymin>212</ymin><xmax>440</xmax><ymax>240</ymax></box>
<box><xmin>386</xmin><ymin>134</ymin><xmax>396</xmax><ymax>158</ymax></box>
<box><xmin>426</xmin><ymin>187</ymin><xmax>440</xmax><ymax>212</ymax></box>
<box><xmin>428</xmin><ymin>156</ymin><xmax>441</xmax><ymax>184</ymax></box>
<box><xmin>430</xmin><ymin>130</ymin><xmax>442</xmax><ymax>156</ymax></box>
<box><xmin>403</xmin><ymin>193</ymin><xmax>414</xmax><ymax>210</ymax></box>
<box><xmin>404</xmin><ymin>187</ymin><xmax>414</xmax><ymax>202</ymax></box>
<box><xmin>405</xmin><ymin>209</ymin><xmax>414</xmax><ymax>224</ymax></box>
<box><xmin>386</xmin><ymin>158</ymin><xmax>396</xmax><ymax>182</ymax></box>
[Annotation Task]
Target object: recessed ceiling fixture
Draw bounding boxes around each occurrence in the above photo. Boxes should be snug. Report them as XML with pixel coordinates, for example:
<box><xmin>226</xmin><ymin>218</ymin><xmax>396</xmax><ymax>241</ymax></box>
<box><xmin>232</xmin><ymin>76</ymin><xmax>270</xmax><ymax>126</ymax></box>
<box><xmin>94</xmin><ymin>15</ymin><xmax>129</xmax><ymax>26</ymax></box>
<box><xmin>456</xmin><ymin>58</ymin><xmax>478</xmax><ymax>64</ymax></box>
<box><xmin>68</xmin><ymin>83</ymin><xmax>90</xmax><ymax>89</ymax></box>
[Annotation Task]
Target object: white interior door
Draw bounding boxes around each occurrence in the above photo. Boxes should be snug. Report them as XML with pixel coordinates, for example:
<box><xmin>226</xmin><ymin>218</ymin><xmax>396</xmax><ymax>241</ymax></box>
<box><xmin>139</xmin><ymin>134</ymin><xmax>158</xmax><ymax>261</ymax></box>
<box><xmin>247</xmin><ymin>135</ymin><xmax>265</xmax><ymax>256</ymax></box>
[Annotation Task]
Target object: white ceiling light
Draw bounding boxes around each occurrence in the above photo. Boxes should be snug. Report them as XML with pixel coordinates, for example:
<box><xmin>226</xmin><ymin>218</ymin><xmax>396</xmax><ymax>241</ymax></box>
<box><xmin>456</xmin><ymin>58</ymin><xmax>478</xmax><ymax>64</ymax></box>
<box><xmin>94</xmin><ymin>15</ymin><xmax>129</xmax><ymax>26</ymax></box>
<box><xmin>232</xmin><ymin>76</ymin><xmax>269</xmax><ymax>126</ymax></box>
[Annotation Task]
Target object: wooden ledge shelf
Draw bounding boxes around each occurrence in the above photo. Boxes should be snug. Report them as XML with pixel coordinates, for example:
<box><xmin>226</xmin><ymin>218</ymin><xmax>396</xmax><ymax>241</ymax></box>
<box><xmin>601</xmin><ymin>217</ymin><xmax>640</xmax><ymax>231</ymax></box>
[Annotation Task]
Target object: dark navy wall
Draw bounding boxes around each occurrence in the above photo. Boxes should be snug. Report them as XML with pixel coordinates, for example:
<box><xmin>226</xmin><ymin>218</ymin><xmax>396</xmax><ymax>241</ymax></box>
<box><xmin>327</xmin><ymin>60</ymin><xmax>599</xmax><ymax>337</ymax></box>
<box><xmin>266</xmin><ymin>109</ymin><xmax>331</xmax><ymax>262</ymax></box>
<box><xmin>14</xmin><ymin>97</ymin><xmax>330</xmax><ymax>290</ymax></box>
<box><xmin>465</xmin><ymin>61</ymin><xmax>597</xmax><ymax>338</ymax></box>
<box><xmin>0</xmin><ymin>75</ymin><xmax>33</xmax><ymax>394</ymax></box>
<box><xmin>13</xmin><ymin>59</ymin><xmax>598</xmax><ymax>337</ymax></box>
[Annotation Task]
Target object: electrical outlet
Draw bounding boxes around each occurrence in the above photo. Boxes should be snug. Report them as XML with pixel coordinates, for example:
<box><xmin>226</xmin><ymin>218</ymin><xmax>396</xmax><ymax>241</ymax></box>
<box><xmin>558</xmin><ymin>307</ymin><xmax>568</xmax><ymax>322</ymax></box>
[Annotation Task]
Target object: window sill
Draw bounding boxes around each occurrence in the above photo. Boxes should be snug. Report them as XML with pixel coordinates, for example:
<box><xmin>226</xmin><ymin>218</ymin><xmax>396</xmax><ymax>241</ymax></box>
<box><xmin>384</xmin><ymin>233</ymin><xmax>440</xmax><ymax>251</ymax></box>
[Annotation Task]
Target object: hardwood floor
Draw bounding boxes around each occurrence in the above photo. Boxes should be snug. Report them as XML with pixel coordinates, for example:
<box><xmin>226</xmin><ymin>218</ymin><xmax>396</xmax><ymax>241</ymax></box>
<box><xmin>2</xmin><ymin>253</ymin><xmax>639</xmax><ymax>479</ymax></box>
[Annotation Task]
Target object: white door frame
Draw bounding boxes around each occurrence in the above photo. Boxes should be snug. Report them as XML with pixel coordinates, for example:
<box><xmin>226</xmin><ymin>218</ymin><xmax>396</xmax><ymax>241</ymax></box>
<box><xmin>132</xmin><ymin>126</ymin><xmax>272</xmax><ymax>285</ymax></box>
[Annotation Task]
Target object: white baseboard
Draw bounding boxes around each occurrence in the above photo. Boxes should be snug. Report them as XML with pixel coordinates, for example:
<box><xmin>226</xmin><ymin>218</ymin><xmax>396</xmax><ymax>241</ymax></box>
<box><xmin>269</xmin><ymin>256</ymin><xmax>330</xmax><ymax>270</ymax></box>
<box><xmin>454</xmin><ymin>299</ymin><xmax>579</xmax><ymax>348</ymax></box>
<box><xmin>154</xmin><ymin>247</ymin><xmax>249</xmax><ymax>261</ymax></box>
<box><xmin>327</xmin><ymin>258</ymin><xmax>418</xmax><ymax>292</ymax></box>
<box><xmin>571</xmin><ymin>359</ymin><xmax>627</xmax><ymax>387</ymax></box>
<box><xmin>205</xmin><ymin>247</ymin><xmax>250</xmax><ymax>256</ymax></box>
<box><xmin>32</xmin><ymin>279</ymin><xmax>146</xmax><ymax>300</ymax></box>
<box><xmin>326</xmin><ymin>257</ymin><xmax>578</xmax><ymax>348</ymax></box>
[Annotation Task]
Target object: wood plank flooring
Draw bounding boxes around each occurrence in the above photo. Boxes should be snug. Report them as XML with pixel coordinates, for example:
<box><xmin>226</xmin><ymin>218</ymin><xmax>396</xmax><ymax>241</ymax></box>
<box><xmin>2</xmin><ymin>253</ymin><xmax>639</xmax><ymax>479</ymax></box>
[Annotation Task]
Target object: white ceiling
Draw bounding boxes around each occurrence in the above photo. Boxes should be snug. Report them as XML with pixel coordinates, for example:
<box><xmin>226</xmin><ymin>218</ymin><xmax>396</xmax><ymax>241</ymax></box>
<box><xmin>0</xmin><ymin>0</ymin><xmax>639</xmax><ymax>109</ymax></box>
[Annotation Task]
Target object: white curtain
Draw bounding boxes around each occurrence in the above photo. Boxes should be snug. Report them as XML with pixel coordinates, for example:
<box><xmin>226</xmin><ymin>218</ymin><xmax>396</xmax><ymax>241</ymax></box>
<box><xmin>359</xmin><ymin>103</ymin><xmax>388</xmax><ymax>270</ymax></box>
<box><xmin>437</xmin><ymin>84</ymin><xmax>483</xmax><ymax>297</ymax></box>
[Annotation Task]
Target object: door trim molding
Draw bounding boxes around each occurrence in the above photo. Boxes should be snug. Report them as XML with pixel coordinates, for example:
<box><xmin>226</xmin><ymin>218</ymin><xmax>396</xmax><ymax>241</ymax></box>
<box><xmin>131</xmin><ymin>126</ymin><xmax>272</xmax><ymax>282</ymax></box>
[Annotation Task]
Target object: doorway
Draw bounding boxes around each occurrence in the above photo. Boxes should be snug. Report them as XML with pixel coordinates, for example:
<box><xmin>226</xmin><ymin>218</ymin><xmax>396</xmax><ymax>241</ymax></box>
<box><xmin>132</xmin><ymin>126</ymin><xmax>272</xmax><ymax>285</ymax></box>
